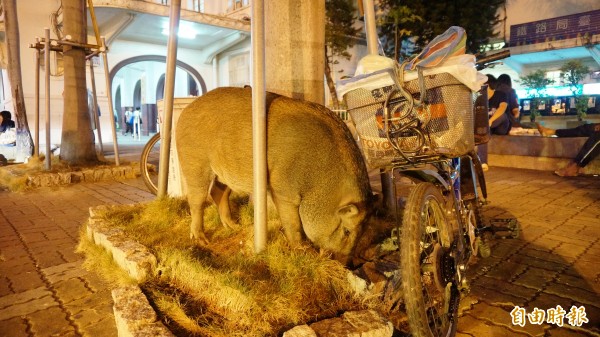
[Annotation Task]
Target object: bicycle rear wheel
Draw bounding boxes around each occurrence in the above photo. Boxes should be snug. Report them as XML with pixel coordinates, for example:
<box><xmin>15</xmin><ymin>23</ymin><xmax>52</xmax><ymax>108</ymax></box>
<box><xmin>140</xmin><ymin>133</ymin><xmax>161</xmax><ymax>195</ymax></box>
<box><xmin>401</xmin><ymin>182</ymin><xmax>459</xmax><ymax>337</ymax></box>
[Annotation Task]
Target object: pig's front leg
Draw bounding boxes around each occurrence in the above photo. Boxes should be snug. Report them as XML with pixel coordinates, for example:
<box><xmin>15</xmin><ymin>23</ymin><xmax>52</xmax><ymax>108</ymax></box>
<box><xmin>272</xmin><ymin>198</ymin><xmax>304</xmax><ymax>246</ymax></box>
<box><xmin>187</xmin><ymin>185</ymin><xmax>210</xmax><ymax>245</ymax></box>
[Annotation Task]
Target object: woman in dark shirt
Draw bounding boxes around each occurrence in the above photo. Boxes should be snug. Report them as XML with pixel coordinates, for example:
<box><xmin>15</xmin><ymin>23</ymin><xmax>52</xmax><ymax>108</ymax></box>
<box><xmin>0</xmin><ymin>110</ymin><xmax>16</xmax><ymax>132</ymax></box>
<box><xmin>477</xmin><ymin>75</ymin><xmax>511</xmax><ymax>170</ymax></box>
<box><xmin>486</xmin><ymin>76</ymin><xmax>511</xmax><ymax>135</ymax></box>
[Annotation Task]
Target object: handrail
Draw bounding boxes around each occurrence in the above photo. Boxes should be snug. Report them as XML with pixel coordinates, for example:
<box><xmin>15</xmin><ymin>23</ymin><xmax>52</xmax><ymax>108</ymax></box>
<box><xmin>90</xmin><ymin>0</ymin><xmax>251</xmax><ymax>32</ymax></box>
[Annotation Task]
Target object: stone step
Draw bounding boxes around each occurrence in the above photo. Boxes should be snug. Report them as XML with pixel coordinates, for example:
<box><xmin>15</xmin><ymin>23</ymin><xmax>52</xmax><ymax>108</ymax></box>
<box><xmin>487</xmin><ymin>135</ymin><xmax>600</xmax><ymax>174</ymax></box>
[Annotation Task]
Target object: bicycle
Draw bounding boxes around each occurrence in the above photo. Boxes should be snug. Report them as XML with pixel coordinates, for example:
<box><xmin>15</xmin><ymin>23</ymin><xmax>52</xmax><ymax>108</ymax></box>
<box><xmin>342</xmin><ymin>59</ymin><xmax>500</xmax><ymax>337</ymax></box>
<box><xmin>140</xmin><ymin>132</ymin><xmax>161</xmax><ymax>194</ymax></box>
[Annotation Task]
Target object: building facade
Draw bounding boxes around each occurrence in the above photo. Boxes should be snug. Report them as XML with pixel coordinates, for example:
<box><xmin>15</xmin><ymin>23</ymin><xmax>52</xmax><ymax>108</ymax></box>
<box><xmin>0</xmin><ymin>0</ymin><xmax>252</xmax><ymax>146</ymax></box>
<box><xmin>483</xmin><ymin>0</ymin><xmax>600</xmax><ymax>122</ymax></box>
<box><xmin>1</xmin><ymin>0</ymin><xmax>599</xmax><ymax>149</ymax></box>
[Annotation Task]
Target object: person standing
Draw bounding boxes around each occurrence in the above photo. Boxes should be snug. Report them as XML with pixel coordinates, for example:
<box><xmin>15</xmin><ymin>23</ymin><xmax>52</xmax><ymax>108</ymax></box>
<box><xmin>132</xmin><ymin>107</ymin><xmax>143</xmax><ymax>141</ymax></box>
<box><xmin>477</xmin><ymin>75</ymin><xmax>511</xmax><ymax>171</ymax></box>
<box><xmin>124</xmin><ymin>108</ymin><xmax>133</xmax><ymax>135</ymax></box>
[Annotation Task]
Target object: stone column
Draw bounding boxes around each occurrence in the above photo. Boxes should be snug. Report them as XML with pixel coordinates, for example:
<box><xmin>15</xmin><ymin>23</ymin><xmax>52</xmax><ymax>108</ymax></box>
<box><xmin>265</xmin><ymin>0</ymin><xmax>325</xmax><ymax>105</ymax></box>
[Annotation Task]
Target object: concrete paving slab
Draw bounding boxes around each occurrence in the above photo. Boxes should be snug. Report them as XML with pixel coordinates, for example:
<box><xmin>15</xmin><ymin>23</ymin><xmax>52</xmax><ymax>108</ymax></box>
<box><xmin>0</xmin><ymin>163</ymin><xmax>598</xmax><ymax>336</ymax></box>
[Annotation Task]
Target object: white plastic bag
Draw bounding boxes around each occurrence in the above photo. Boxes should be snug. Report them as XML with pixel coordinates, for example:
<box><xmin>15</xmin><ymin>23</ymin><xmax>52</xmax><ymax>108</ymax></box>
<box><xmin>337</xmin><ymin>54</ymin><xmax>487</xmax><ymax>99</ymax></box>
<box><xmin>0</xmin><ymin>128</ymin><xmax>17</xmax><ymax>145</ymax></box>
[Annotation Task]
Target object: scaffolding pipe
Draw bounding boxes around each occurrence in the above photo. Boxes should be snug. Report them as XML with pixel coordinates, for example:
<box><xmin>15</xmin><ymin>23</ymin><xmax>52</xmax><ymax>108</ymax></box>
<box><xmin>29</xmin><ymin>42</ymin><xmax>64</xmax><ymax>53</ymax></box>
<box><xmin>157</xmin><ymin>0</ymin><xmax>181</xmax><ymax>198</ymax></box>
<box><xmin>89</xmin><ymin>60</ymin><xmax>104</xmax><ymax>155</ymax></box>
<box><xmin>51</xmin><ymin>39</ymin><xmax>99</xmax><ymax>50</ymax></box>
<box><xmin>87</xmin><ymin>0</ymin><xmax>102</xmax><ymax>48</ymax></box>
<box><xmin>101</xmin><ymin>37</ymin><xmax>120</xmax><ymax>166</ymax></box>
<box><xmin>34</xmin><ymin>38</ymin><xmax>40</xmax><ymax>158</ymax></box>
<box><xmin>44</xmin><ymin>28</ymin><xmax>51</xmax><ymax>170</ymax></box>
<box><xmin>85</xmin><ymin>50</ymin><xmax>101</xmax><ymax>60</ymax></box>
<box><xmin>251</xmin><ymin>0</ymin><xmax>267</xmax><ymax>254</ymax></box>
<box><xmin>38</xmin><ymin>38</ymin><xmax>98</xmax><ymax>51</ymax></box>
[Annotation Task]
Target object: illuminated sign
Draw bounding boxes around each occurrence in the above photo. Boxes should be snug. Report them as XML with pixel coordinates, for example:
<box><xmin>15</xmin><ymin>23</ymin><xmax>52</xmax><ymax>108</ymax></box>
<box><xmin>509</xmin><ymin>9</ymin><xmax>600</xmax><ymax>46</ymax></box>
<box><xmin>516</xmin><ymin>83</ymin><xmax>600</xmax><ymax>99</ymax></box>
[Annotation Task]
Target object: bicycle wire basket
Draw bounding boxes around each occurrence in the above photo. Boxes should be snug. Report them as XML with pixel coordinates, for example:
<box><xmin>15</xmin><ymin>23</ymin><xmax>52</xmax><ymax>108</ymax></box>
<box><xmin>343</xmin><ymin>66</ymin><xmax>475</xmax><ymax>170</ymax></box>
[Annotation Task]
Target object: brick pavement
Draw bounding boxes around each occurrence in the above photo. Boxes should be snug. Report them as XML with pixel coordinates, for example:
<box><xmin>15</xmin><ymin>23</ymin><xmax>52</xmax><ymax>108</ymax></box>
<box><xmin>0</xmin><ymin>167</ymin><xmax>598</xmax><ymax>337</ymax></box>
<box><xmin>458</xmin><ymin>168</ymin><xmax>600</xmax><ymax>337</ymax></box>
<box><xmin>0</xmin><ymin>178</ymin><xmax>154</xmax><ymax>337</ymax></box>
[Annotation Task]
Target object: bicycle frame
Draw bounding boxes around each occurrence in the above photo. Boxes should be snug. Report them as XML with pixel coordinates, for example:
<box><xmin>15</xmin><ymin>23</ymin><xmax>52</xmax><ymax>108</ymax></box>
<box><xmin>391</xmin><ymin>151</ymin><xmax>486</xmax><ymax>288</ymax></box>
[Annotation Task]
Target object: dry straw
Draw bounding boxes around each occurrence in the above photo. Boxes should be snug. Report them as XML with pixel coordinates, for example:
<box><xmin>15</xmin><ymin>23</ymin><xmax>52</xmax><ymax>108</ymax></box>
<box><xmin>79</xmin><ymin>196</ymin><xmax>371</xmax><ymax>336</ymax></box>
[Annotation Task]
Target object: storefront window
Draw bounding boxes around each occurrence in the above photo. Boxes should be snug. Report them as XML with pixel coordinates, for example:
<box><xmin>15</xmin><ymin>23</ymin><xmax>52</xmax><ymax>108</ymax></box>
<box><xmin>546</xmin><ymin>70</ymin><xmax>562</xmax><ymax>86</ymax></box>
<box><xmin>229</xmin><ymin>52</ymin><xmax>250</xmax><ymax>87</ymax></box>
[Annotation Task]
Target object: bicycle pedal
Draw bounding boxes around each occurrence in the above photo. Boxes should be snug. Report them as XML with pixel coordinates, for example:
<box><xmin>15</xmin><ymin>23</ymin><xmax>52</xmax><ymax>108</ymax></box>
<box><xmin>459</xmin><ymin>278</ymin><xmax>470</xmax><ymax>292</ymax></box>
<box><xmin>490</xmin><ymin>218</ymin><xmax>520</xmax><ymax>239</ymax></box>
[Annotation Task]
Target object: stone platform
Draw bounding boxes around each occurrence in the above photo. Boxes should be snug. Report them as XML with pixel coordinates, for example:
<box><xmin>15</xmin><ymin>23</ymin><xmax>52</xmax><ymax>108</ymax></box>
<box><xmin>487</xmin><ymin>135</ymin><xmax>600</xmax><ymax>174</ymax></box>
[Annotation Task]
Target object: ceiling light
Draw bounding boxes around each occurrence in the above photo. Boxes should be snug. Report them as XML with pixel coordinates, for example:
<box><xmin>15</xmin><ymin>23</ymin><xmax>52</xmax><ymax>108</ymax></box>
<box><xmin>161</xmin><ymin>27</ymin><xmax>197</xmax><ymax>39</ymax></box>
<box><xmin>161</xmin><ymin>21</ymin><xmax>198</xmax><ymax>39</ymax></box>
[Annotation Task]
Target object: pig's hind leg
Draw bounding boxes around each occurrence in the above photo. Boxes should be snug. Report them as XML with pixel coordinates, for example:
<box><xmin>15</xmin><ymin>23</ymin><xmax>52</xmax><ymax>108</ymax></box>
<box><xmin>209</xmin><ymin>179</ymin><xmax>237</xmax><ymax>229</ymax></box>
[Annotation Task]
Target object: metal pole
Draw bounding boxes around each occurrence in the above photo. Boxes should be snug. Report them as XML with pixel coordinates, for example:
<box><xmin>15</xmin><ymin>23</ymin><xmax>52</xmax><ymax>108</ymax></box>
<box><xmin>363</xmin><ymin>0</ymin><xmax>379</xmax><ymax>55</ymax></box>
<box><xmin>101</xmin><ymin>37</ymin><xmax>120</xmax><ymax>166</ymax></box>
<box><xmin>251</xmin><ymin>0</ymin><xmax>267</xmax><ymax>253</ymax></box>
<box><xmin>34</xmin><ymin>38</ymin><xmax>40</xmax><ymax>158</ymax></box>
<box><xmin>362</xmin><ymin>0</ymin><xmax>395</xmax><ymax>212</ymax></box>
<box><xmin>380</xmin><ymin>168</ymin><xmax>396</xmax><ymax>214</ymax></box>
<box><xmin>157</xmin><ymin>0</ymin><xmax>181</xmax><ymax>198</ymax></box>
<box><xmin>89</xmin><ymin>59</ymin><xmax>104</xmax><ymax>155</ymax></box>
<box><xmin>44</xmin><ymin>28</ymin><xmax>51</xmax><ymax>170</ymax></box>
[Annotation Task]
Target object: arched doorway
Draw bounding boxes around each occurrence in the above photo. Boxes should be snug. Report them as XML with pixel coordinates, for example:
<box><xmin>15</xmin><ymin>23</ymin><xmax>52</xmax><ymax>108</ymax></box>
<box><xmin>109</xmin><ymin>55</ymin><xmax>207</xmax><ymax>136</ymax></box>
<box><xmin>155</xmin><ymin>73</ymin><xmax>197</xmax><ymax>101</ymax></box>
<box><xmin>108</xmin><ymin>55</ymin><xmax>207</xmax><ymax>95</ymax></box>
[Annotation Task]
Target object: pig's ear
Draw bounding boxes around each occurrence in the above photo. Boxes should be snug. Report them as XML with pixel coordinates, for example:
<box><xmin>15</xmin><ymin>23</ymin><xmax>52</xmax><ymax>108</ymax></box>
<box><xmin>338</xmin><ymin>204</ymin><xmax>359</xmax><ymax>218</ymax></box>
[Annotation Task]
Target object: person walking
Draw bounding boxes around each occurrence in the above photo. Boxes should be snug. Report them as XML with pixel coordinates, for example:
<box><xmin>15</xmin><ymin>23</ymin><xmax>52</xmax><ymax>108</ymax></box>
<box><xmin>124</xmin><ymin>108</ymin><xmax>133</xmax><ymax>135</ymax></box>
<box><xmin>132</xmin><ymin>107</ymin><xmax>143</xmax><ymax>141</ymax></box>
<box><xmin>536</xmin><ymin>122</ymin><xmax>600</xmax><ymax>177</ymax></box>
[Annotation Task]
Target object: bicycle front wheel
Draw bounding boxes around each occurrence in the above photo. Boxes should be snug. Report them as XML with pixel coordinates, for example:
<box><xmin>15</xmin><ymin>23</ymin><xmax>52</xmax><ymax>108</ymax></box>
<box><xmin>140</xmin><ymin>133</ymin><xmax>161</xmax><ymax>195</ymax></box>
<box><xmin>401</xmin><ymin>182</ymin><xmax>459</xmax><ymax>337</ymax></box>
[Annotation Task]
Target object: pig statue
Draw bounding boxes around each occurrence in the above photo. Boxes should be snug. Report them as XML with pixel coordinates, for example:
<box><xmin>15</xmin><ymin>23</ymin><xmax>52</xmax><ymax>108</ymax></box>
<box><xmin>176</xmin><ymin>87</ymin><xmax>373</xmax><ymax>262</ymax></box>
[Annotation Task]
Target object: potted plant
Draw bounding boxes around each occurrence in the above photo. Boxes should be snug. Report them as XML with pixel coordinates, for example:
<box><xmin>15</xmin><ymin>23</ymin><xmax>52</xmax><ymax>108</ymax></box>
<box><xmin>518</xmin><ymin>69</ymin><xmax>555</xmax><ymax>122</ymax></box>
<box><xmin>560</xmin><ymin>60</ymin><xmax>590</xmax><ymax>122</ymax></box>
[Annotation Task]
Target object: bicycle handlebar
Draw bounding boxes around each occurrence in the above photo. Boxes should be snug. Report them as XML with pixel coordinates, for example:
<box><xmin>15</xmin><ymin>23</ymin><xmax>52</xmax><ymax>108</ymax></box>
<box><xmin>475</xmin><ymin>50</ymin><xmax>511</xmax><ymax>70</ymax></box>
